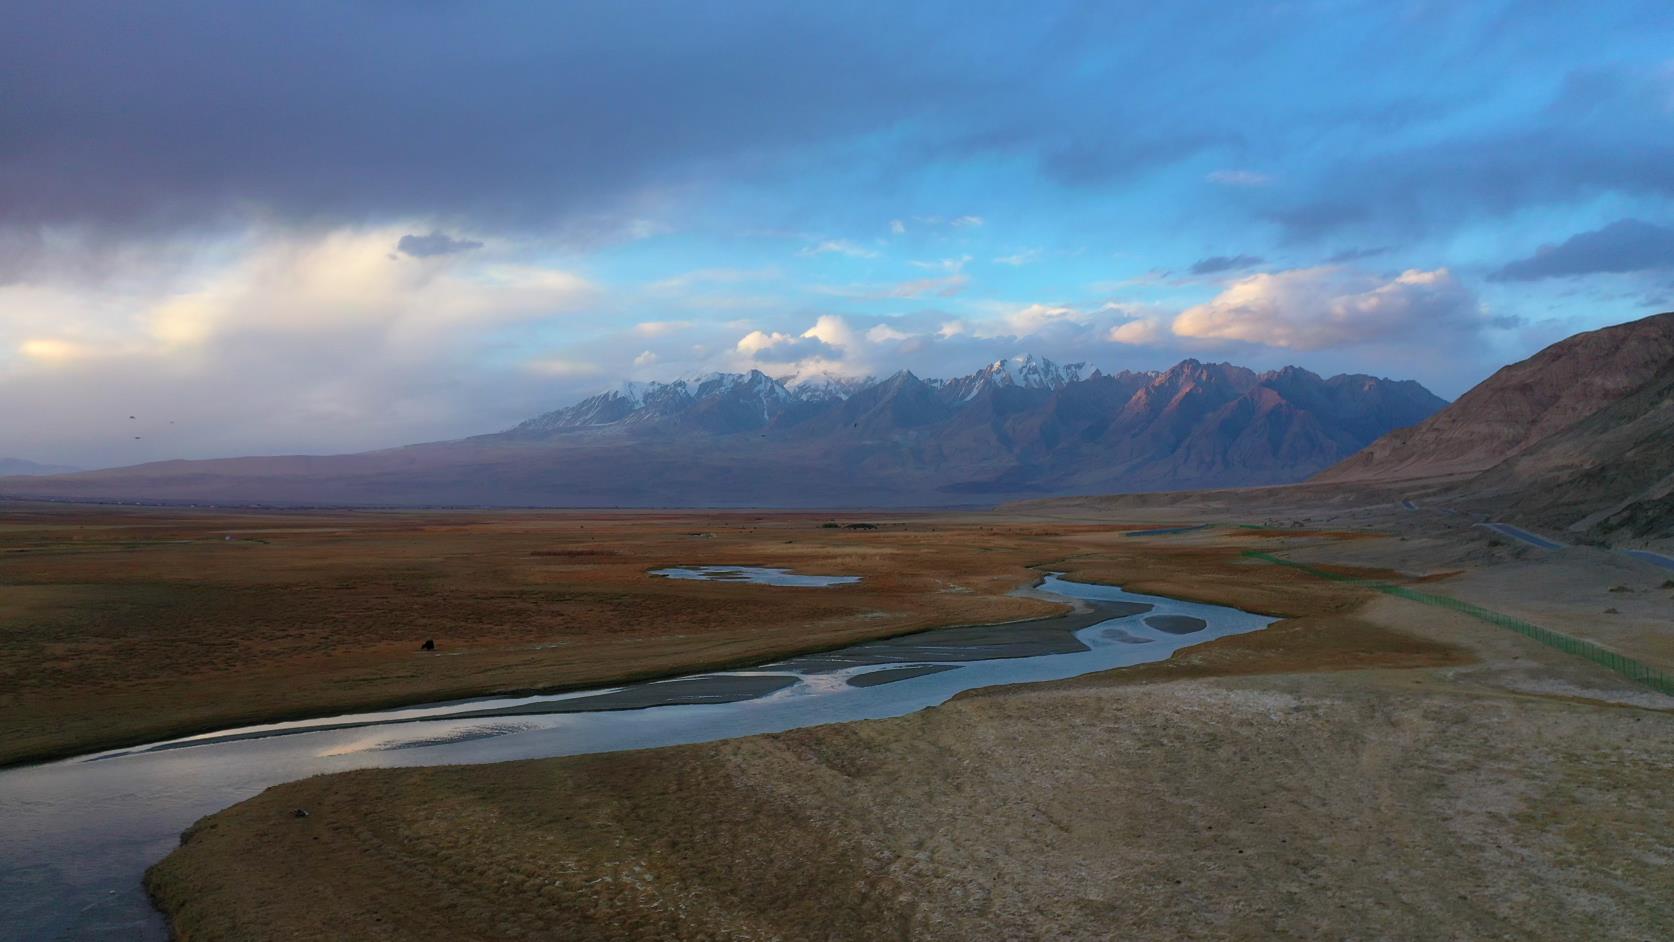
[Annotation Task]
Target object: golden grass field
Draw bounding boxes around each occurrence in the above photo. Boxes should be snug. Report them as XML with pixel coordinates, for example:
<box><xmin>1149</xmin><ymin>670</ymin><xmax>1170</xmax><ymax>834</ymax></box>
<box><xmin>0</xmin><ymin>502</ymin><xmax>1148</xmax><ymax>767</ymax></box>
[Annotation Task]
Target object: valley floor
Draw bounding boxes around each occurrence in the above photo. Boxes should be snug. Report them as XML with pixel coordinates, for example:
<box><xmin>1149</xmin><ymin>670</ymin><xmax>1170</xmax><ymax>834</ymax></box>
<box><xmin>138</xmin><ymin>498</ymin><xmax>1674</xmax><ymax>941</ymax></box>
<box><xmin>0</xmin><ymin>503</ymin><xmax>1099</xmax><ymax>767</ymax></box>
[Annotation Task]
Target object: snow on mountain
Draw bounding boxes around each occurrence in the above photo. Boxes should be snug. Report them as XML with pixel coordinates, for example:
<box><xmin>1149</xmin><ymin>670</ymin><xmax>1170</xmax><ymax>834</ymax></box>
<box><xmin>937</xmin><ymin>354</ymin><xmax>1090</xmax><ymax>402</ymax></box>
<box><xmin>785</xmin><ymin>371</ymin><xmax>876</xmax><ymax>402</ymax></box>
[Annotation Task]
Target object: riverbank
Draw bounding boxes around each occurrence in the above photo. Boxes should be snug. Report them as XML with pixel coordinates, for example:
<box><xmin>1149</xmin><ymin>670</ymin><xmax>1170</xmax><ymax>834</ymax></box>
<box><xmin>147</xmin><ymin>514</ymin><xmax>1674</xmax><ymax>940</ymax></box>
<box><xmin>1</xmin><ymin>504</ymin><xmax>1092</xmax><ymax>767</ymax></box>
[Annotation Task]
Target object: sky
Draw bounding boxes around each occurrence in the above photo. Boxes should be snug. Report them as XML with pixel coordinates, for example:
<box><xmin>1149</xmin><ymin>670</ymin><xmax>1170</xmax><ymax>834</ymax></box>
<box><xmin>4</xmin><ymin>1</ymin><xmax>1674</xmax><ymax>468</ymax></box>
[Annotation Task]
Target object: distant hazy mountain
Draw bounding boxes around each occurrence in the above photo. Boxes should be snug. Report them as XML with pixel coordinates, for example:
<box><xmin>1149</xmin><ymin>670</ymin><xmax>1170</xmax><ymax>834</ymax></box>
<box><xmin>0</xmin><ymin>355</ymin><xmax>1445</xmax><ymax>507</ymax></box>
<box><xmin>0</xmin><ymin>458</ymin><xmax>79</xmax><ymax>476</ymax></box>
<box><xmin>1315</xmin><ymin>312</ymin><xmax>1674</xmax><ymax>539</ymax></box>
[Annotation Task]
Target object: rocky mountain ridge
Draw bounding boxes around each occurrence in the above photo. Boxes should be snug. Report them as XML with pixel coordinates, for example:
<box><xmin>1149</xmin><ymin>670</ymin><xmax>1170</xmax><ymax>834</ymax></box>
<box><xmin>0</xmin><ymin>354</ymin><xmax>1446</xmax><ymax>507</ymax></box>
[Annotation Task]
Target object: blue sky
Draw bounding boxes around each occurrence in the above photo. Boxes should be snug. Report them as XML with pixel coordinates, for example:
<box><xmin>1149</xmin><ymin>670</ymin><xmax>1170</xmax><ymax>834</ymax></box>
<box><xmin>3</xmin><ymin>1</ymin><xmax>1673</xmax><ymax>466</ymax></box>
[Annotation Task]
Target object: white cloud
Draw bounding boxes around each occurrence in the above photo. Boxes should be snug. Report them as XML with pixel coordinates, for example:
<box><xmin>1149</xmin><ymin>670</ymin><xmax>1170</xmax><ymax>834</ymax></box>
<box><xmin>950</xmin><ymin>215</ymin><xmax>984</xmax><ymax>228</ymax></box>
<box><xmin>798</xmin><ymin>239</ymin><xmax>879</xmax><ymax>259</ymax></box>
<box><xmin>889</xmin><ymin>219</ymin><xmax>906</xmax><ymax>235</ymax></box>
<box><xmin>1109</xmin><ymin>318</ymin><xmax>1164</xmax><ymax>344</ymax></box>
<box><xmin>1171</xmin><ymin>266</ymin><xmax>1477</xmax><ymax>350</ymax></box>
<box><xmin>866</xmin><ymin>324</ymin><xmax>912</xmax><ymax>343</ymax></box>
<box><xmin>801</xmin><ymin>314</ymin><xmax>861</xmax><ymax>349</ymax></box>
<box><xmin>1005</xmin><ymin>303</ymin><xmax>1085</xmax><ymax>336</ymax></box>
<box><xmin>0</xmin><ymin>226</ymin><xmax>598</xmax><ymax>465</ymax></box>
<box><xmin>633</xmin><ymin>350</ymin><xmax>658</xmax><ymax>367</ymax></box>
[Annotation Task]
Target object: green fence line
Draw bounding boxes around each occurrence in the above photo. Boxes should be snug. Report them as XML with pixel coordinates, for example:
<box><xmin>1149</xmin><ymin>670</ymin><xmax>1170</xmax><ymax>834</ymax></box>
<box><xmin>1241</xmin><ymin>550</ymin><xmax>1674</xmax><ymax>697</ymax></box>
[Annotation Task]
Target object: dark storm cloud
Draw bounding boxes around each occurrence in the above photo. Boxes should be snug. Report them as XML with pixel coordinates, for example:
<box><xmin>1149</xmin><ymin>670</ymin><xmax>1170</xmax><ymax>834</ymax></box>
<box><xmin>0</xmin><ymin>2</ymin><xmax>996</xmax><ymax>235</ymax></box>
<box><xmin>1188</xmin><ymin>254</ymin><xmax>1263</xmax><ymax>276</ymax></box>
<box><xmin>397</xmin><ymin>232</ymin><xmax>484</xmax><ymax>258</ymax></box>
<box><xmin>1490</xmin><ymin>219</ymin><xmax>1674</xmax><ymax>281</ymax></box>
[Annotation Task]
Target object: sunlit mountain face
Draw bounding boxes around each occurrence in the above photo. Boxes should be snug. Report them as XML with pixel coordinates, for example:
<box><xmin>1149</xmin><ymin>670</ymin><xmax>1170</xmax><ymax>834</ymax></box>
<box><xmin>0</xmin><ymin>354</ymin><xmax>1446</xmax><ymax>507</ymax></box>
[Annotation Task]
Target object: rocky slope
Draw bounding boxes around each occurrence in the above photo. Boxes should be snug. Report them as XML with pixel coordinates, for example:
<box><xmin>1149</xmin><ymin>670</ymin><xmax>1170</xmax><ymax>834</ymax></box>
<box><xmin>1314</xmin><ymin>312</ymin><xmax>1674</xmax><ymax>539</ymax></box>
<box><xmin>0</xmin><ymin>355</ymin><xmax>1444</xmax><ymax>507</ymax></box>
<box><xmin>1316</xmin><ymin>312</ymin><xmax>1674</xmax><ymax>484</ymax></box>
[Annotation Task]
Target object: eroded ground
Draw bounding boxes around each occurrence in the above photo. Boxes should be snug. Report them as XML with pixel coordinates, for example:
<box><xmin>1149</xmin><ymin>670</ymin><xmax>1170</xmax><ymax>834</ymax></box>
<box><xmin>144</xmin><ymin>501</ymin><xmax>1674</xmax><ymax>941</ymax></box>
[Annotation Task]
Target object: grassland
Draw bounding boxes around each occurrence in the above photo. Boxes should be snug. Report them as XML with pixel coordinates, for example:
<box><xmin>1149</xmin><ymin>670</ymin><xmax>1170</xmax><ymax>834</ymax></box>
<box><xmin>143</xmin><ymin>506</ymin><xmax>1674</xmax><ymax>941</ymax></box>
<box><xmin>0</xmin><ymin>502</ymin><xmax>1137</xmax><ymax>767</ymax></box>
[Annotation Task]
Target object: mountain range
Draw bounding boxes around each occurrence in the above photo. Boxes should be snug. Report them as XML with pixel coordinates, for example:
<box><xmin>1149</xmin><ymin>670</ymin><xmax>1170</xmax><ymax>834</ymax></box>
<box><xmin>0</xmin><ymin>458</ymin><xmax>80</xmax><ymax>477</ymax></box>
<box><xmin>1314</xmin><ymin>311</ymin><xmax>1674</xmax><ymax>540</ymax></box>
<box><xmin>0</xmin><ymin>355</ymin><xmax>1445</xmax><ymax>507</ymax></box>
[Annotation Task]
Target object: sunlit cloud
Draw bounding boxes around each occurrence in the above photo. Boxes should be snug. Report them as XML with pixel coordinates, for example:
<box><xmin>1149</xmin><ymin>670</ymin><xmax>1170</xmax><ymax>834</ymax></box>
<box><xmin>1172</xmin><ymin>266</ymin><xmax>1478</xmax><ymax>350</ymax></box>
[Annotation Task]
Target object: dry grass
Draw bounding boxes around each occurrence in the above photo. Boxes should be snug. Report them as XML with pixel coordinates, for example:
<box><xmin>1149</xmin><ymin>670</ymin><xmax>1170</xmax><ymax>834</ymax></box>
<box><xmin>0</xmin><ymin>503</ymin><xmax>1127</xmax><ymax>766</ymax></box>
<box><xmin>146</xmin><ymin>532</ymin><xmax>1674</xmax><ymax>941</ymax></box>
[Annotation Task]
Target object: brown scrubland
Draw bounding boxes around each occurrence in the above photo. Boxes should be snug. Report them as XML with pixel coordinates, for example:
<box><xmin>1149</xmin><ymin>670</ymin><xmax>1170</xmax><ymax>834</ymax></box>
<box><xmin>125</xmin><ymin>496</ymin><xmax>1674</xmax><ymax>941</ymax></box>
<box><xmin>1</xmin><ymin>503</ymin><xmax>1141</xmax><ymax>767</ymax></box>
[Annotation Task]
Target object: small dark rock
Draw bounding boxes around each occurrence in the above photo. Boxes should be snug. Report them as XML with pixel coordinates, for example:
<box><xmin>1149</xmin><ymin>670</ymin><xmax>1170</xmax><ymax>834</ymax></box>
<box><xmin>420</xmin><ymin>639</ymin><xmax>435</xmax><ymax>651</ymax></box>
<box><xmin>292</xmin><ymin>808</ymin><xmax>310</xmax><ymax>819</ymax></box>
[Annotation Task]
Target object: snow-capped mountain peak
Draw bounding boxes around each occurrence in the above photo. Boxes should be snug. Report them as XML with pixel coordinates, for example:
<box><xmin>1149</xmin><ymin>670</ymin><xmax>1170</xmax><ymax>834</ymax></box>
<box><xmin>940</xmin><ymin>354</ymin><xmax>1088</xmax><ymax>401</ymax></box>
<box><xmin>784</xmin><ymin>371</ymin><xmax>876</xmax><ymax>402</ymax></box>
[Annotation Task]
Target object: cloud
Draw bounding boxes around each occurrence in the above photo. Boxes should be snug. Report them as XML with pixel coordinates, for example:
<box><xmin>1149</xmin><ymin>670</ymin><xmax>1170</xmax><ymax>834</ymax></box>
<box><xmin>396</xmin><ymin>231</ymin><xmax>483</xmax><ymax>258</ymax></box>
<box><xmin>1108</xmin><ymin>318</ymin><xmax>1164</xmax><ymax>345</ymax></box>
<box><xmin>889</xmin><ymin>219</ymin><xmax>906</xmax><ymax>235</ymax></box>
<box><xmin>1172</xmin><ymin>266</ymin><xmax>1479</xmax><ymax>350</ymax></box>
<box><xmin>633</xmin><ymin>350</ymin><xmax>658</xmax><ymax>367</ymax></box>
<box><xmin>950</xmin><ymin>215</ymin><xmax>984</xmax><ymax>228</ymax></box>
<box><xmin>1005</xmin><ymin>303</ymin><xmax>1084</xmax><ymax>336</ymax></box>
<box><xmin>0</xmin><ymin>227</ymin><xmax>596</xmax><ymax>466</ymax></box>
<box><xmin>1324</xmin><ymin>246</ymin><xmax>1389</xmax><ymax>264</ymax></box>
<box><xmin>1187</xmin><ymin>254</ymin><xmax>1264</xmax><ymax>276</ymax></box>
<box><xmin>993</xmin><ymin>248</ymin><xmax>1042</xmax><ymax>266</ymax></box>
<box><xmin>735</xmin><ymin>330</ymin><xmax>840</xmax><ymax>363</ymax></box>
<box><xmin>647</xmin><ymin>267</ymin><xmax>779</xmax><ymax>292</ymax></box>
<box><xmin>633</xmin><ymin>320</ymin><xmax>694</xmax><ymax>337</ymax></box>
<box><xmin>1206</xmin><ymin>169</ymin><xmax>1272</xmax><ymax>187</ymax></box>
<box><xmin>0</xmin><ymin>5</ymin><xmax>1009</xmax><ymax>241</ymax></box>
<box><xmin>1490</xmin><ymin>219</ymin><xmax>1674</xmax><ymax>281</ymax></box>
<box><xmin>1261</xmin><ymin>64</ymin><xmax>1674</xmax><ymax>240</ymax></box>
<box><xmin>799</xmin><ymin>239</ymin><xmax>880</xmax><ymax>259</ymax></box>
